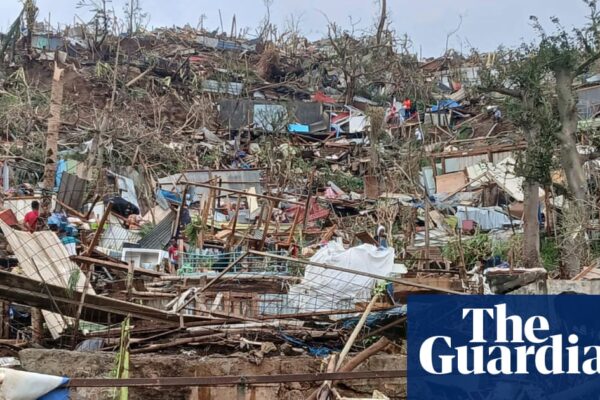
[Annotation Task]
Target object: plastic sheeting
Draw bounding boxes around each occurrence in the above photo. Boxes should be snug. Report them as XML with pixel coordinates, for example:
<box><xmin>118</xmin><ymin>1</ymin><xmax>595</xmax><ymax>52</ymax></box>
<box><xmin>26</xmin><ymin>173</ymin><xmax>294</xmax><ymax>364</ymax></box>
<box><xmin>0</xmin><ymin>368</ymin><xmax>69</xmax><ymax>400</ymax></box>
<box><xmin>288</xmin><ymin>242</ymin><xmax>394</xmax><ymax>314</ymax></box>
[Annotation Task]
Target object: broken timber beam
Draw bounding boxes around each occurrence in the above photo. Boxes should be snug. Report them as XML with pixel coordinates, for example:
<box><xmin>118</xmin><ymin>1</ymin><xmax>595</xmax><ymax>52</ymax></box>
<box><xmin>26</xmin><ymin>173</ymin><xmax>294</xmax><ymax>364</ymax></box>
<box><xmin>248</xmin><ymin>250</ymin><xmax>465</xmax><ymax>295</ymax></box>
<box><xmin>66</xmin><ymin>370</ymin><xmax>406</xmax><ymax>388</ymax></box>
<box><xmin>84</xmin><ymin>202</ymin><xmax>112</xmax><ymax>257</ymax></box>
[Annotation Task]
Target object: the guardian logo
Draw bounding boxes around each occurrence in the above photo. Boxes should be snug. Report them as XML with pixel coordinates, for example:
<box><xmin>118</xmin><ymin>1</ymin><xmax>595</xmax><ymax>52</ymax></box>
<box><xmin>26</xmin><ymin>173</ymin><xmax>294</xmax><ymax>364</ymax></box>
<box><xmin>419</xmin><ymin>303</ymin><xmax>600</xmax><ymax>375</ymax></box>
<box><xmin>408</xmin><ymin>295</ymin><xmax>600</xmax><ymax>399</ymax></box>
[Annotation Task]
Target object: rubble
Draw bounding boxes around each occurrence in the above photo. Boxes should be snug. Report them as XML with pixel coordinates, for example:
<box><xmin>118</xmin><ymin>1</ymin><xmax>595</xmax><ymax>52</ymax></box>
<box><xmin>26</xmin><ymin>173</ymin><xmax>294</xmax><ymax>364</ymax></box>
<box><xmin>0</xmin><ymin>0</ymin><xmax>599</xmax><ymax>398</ymax></box>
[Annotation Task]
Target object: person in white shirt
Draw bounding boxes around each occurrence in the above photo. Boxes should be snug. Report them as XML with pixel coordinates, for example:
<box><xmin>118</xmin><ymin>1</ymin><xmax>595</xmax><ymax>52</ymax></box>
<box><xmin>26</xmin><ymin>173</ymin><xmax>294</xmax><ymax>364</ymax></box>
<box><xmin>415</xmin><ymin>127</ymin><xmax>424</xmax><ymax>143</ymax></box>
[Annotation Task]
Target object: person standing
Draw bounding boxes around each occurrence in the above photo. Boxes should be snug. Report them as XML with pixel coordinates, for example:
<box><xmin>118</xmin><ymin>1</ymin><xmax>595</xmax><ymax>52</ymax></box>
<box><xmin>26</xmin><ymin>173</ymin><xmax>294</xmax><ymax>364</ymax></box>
<box><xmin>167</xmin><ymin>239</ymin><xmax>179</xmax><ymax>273</ymax></box>
<box><xmin>415</xmin><ymin>127</ymin><xmax>424</xmax><ymax>143</ymax></box>
<box><xmin>375</xmin><ymin>224</ymin><xmax>388</xmax><ymax>249</ymax></box>
<box><xmin>403</xmin><ymin>98</ymin><xmax>412</xmax><ymax>120</ymax></box>
<box><xmin>23</xmin><ymin>200</ymin><xmax>40</xmax><ymax>233</ymax></box>
<box><xmin>493</xmin><ymin>108</ymin><xmax>502</xmax><ymax>123</ymax></box>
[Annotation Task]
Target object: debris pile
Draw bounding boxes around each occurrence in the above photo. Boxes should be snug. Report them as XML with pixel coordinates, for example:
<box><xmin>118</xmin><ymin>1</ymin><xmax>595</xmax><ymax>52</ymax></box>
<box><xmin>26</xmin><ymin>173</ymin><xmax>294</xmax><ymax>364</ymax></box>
<box><xmin>1</xmin><ymin>1</ymin><xmax>600</xmax><ymax>398</ymax></box>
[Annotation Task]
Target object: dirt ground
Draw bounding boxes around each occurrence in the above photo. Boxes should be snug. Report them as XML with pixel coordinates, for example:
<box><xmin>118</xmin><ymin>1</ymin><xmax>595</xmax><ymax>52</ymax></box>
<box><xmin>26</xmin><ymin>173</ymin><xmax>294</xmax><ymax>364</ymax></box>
<box><xmin>19</xmin><ymin>349</ymin><xmax>406</xmax><ymax>400</ymax></box>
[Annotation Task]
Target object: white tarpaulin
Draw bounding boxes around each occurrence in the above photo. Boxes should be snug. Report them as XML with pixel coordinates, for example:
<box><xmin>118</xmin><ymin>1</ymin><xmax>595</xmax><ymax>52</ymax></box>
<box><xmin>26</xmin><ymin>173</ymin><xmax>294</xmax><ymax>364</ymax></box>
<box><xmin>0</xmin><ymin>368</ymin><xmax>69</xmax><ymax>400</ymax></box>
<box><xmin>288</xmin><ymin>242</ymin><xmax>394</xmax><ymax>313</ymax></box>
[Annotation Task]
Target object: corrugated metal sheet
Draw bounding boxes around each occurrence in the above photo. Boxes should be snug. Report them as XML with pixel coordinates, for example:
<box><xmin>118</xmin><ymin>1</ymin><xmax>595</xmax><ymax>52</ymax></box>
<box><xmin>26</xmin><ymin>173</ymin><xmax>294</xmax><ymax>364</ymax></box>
<box><xmin>444</xmin><ymin>155</ymin><xmax>488</xmax><ymax>173</ymax></box>
<box><xmin>137</xmin><ymin>211</ymin><xmax>176</xmax><ymax>250</ymax></box>
<box><xmin>32</xmin><ymin>35</ymin><xmax>64</xmax><ymax>51</ymax></box>
<box><xmin>0</xmin><ymin>221</ymin><xmax>93</xmax><ymax>339</ymax></box>
<box><xmin>443</xmin><ymin>151</ymin><xmax>518</xmax><ymax>173</ymax></box>
<box><xmin>158</xmin><ymin>169</ymin><xmax>263</xmax><ymax>203</ymax></box>
<box><xmin>56</xmin><ymin>172</ymin><xmax>87</xmax><ymax>212</ymax></box>
<box><xmin>219</xmin><ymin>100</ymin><xmax>322</xmax><ymax>130</ymax></box>
<box><xmin>99</xmin><ymin>215</ymin><xmax>142</xmax><ymax>252</ymax></box>
<box><xmin>492</xmin><ymin>151</ymin><xmax>515</xmax><ymax>164</ymax></box>
<box><xmin>201</xmin><ymin>80</ymin><xmax>244</xmax><ymax>96</ymax></box>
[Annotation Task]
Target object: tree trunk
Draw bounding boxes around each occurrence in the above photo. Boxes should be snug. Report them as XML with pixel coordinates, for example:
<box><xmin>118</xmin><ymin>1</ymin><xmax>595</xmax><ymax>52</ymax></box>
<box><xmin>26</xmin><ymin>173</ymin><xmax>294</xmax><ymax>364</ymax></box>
<box><xmin>345</xmin><ymin>74</ymin><xmax>355</xmax><ymax>105</ymax></box>
<box><xmin>555</xmin><ymin>68</ymin><xmax>588</xmax><ymax>278</ymax></box>
<box><xmin>43</xmin><ymin>64</ymin><xmax>64</xmax><ymax>190</ymax></box>
<box><xmin>522</xmin><ymin>180</ymin><xmax>541</xmax><ymax>269</ymax></box>
<box><xmin>376</xmin><ymin>0</ymin><xmax>387</xmax><ymax>45</ymax></box>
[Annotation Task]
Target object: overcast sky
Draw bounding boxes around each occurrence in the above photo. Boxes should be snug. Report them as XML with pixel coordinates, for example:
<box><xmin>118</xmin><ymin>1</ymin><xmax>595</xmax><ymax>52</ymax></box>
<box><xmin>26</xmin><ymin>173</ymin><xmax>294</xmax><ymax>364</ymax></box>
<box><xmin>0</xmin><ymin>0</ymin><xmax>592</xmax><ymax>56</ymax></box>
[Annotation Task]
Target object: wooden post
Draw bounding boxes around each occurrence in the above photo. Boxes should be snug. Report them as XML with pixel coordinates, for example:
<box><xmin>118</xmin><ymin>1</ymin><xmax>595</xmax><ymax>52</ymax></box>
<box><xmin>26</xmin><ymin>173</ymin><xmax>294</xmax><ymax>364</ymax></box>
<box><xmin>286</xmin><ymin>209</ymin><xmax>301</xmax><ymax>246</ymax></box>
<box><xmin>302</xmin><ymin>170</ymin><xmax>315</xmax><ymax>230</ymax></box>
<box><xmin>126</xmin><ymin>261</ymin><xmax>134</xmax><ymax>301</ymax></box>
<box><xmin>84</xmin><ymin>202</ymin><xmax>112</xmax><ymax>256</ymax></box>
<box><xmin>84</xmin><ymin>195</ymin><xmax>101</xmax><ymax>220</ymax></box>
<box><xmin>544</xmin><ymin>188</ymin><xmax>553</xmax><ymax>235</ymax></box>
<box><xmin>211</xmin><ymin>179</ymin><xmax>219</xmax><ymax>234</ymax></box>
<box><xmin>307</xmin><ymin>295</ymin><xmax>381</xmax><ymax>400</ymax></box>
<box><xmin>258</xmin><ymin>201</ymin><xmax>274</xmax><ymax>251</ymax></box>
<box><xmin>172</xmin><ymin>184</ymin><xmax>189</xmax><ymax>238</ymax></box>
<box><xmin>43</xmin><ymin>63</ymin><xmax>64</xmax><ymax>190</ymax></box>
<box><xmin>424</xmin><ymin>201</ymin><xmax>430</xmax><ymax>270</ymax></box>
<box><xmin>177</xmin><ymin>239</ymin><xmax>184</xmax><ymax>271</ymax></box>
<box><xmin>226</xmin><ymin>195</ymin><xmax>242</xmax><ymax>250</ymax></box>
<box><xmin>0</xmin><ymin>301</ymin><xmax>6</xmax><ymax>339</ymax></box>
<box><xmin>71</xmin><ymin>265</ymin><xmax>93</xmax><ymax>348</ymax></box>
<box><xmin>31</xmin><ymin>307</ymin><xmax>43</xmax><ymax>344</ymax></box>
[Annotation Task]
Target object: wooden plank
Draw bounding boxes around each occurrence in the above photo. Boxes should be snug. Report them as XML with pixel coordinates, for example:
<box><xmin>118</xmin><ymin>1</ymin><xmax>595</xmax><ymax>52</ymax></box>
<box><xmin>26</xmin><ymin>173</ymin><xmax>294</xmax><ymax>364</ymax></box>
<box><xmin>435</xmin><ymin>171</ymin><xmax>467</xmax><ymax>194</ymax></box>
<box><xmin>0</xmin><ymin>270</ymin><xmax>209</xmax><ymax>324</ymax></box>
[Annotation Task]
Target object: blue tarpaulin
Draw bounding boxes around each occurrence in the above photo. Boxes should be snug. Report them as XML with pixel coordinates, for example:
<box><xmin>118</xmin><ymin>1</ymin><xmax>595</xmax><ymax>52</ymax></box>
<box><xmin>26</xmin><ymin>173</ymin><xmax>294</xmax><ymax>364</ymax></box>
<box><xmin>341</xmin><ymin>305</ymin><xmax>407</xmax><ymax>330</ymax></box>
<box><xmin>279</xmin><ymin>333</ymin><xmax>333</xmax><ymax>357</ymax></box>
<box><xmin>430</xmin><ymin>99</ymin><xmax>461</xmax><ymax>112</ymax></box>
<box><xmin>287</xmin><ymin>123</ymin><xmax>310</xmax><ymax>133</ymax></box>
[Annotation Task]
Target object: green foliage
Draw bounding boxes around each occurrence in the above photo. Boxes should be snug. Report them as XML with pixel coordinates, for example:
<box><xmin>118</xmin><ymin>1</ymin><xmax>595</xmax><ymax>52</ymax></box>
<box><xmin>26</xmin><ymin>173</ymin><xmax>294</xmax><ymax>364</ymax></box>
<box><xmin>541</xmin><ymin>237</ymin><xmax>560</xmax><ymax>271</ymax></box>
<box><xmin>66</xmin><ymin>268</ymin><xmax>81</xmax><ymax>298</ymax></box>
<box><xmin>183</xmin><ymin>216</ymin><xmax>206</xmax><ymax>244</ymax></box>
<box><xmin>138</xmin><ymin>222</ymin><xmax>155</xmax><ymax>238</ymax></box>
<box><xmin>442</xmin><ymin>232</ymin><xmax>492</xmax><ymax>267</ymax></box>
<box><xmin>442</xmin><ymin>233</ymin><xmax>522</xmax><ymax>268</ymax></box>
<box><xmin>320</xmin><ymin>166</ymin><xmax>364</xmax><ymax>192</ymax></box>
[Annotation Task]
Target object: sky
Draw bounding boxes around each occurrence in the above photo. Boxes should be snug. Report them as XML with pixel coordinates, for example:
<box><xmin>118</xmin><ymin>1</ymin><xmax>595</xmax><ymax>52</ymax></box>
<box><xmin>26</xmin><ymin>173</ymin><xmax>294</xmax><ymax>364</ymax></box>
<box><xmin>0</xmin><ymin>0</ymin><xmax>592</xmax><ymax>57</ymax></box>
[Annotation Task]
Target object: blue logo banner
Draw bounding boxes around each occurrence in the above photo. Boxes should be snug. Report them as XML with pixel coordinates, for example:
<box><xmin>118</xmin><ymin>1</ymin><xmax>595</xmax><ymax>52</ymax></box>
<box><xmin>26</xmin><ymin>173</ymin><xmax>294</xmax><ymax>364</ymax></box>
<box><xmin>408</xmin><ymin>295</ymin><xmax>600</xmax><ymax>400</ymax></box>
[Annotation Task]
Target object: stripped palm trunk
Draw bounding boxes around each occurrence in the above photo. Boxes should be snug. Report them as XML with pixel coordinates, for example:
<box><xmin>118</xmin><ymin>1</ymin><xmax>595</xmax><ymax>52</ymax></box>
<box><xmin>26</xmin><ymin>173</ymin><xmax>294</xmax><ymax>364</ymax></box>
<box><xmin>43</xmin><ymin>64</ymin><xmax>64</xmax><ymax>191</ymax></box>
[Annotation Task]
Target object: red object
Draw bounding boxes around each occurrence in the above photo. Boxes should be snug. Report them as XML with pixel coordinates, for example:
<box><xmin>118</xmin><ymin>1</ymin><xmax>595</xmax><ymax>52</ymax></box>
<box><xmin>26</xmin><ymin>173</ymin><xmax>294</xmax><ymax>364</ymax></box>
<box><xmin>461</xmin><ymin>220</ymin><xmax>476</xmax><ymax>234</ymax></box>
<box><xmin>403</xmin><ymin>99</ymin><xmax>412</xmax><ymax>110</ymax></box>
<box><xmin>312</xmin><ymin>91</ymin><xmax>337</xmax><ymax>104</ymax></box>
<box><xmin>331</xmin><ymin>112</ymin><xmax>350</xmax><ymax>123</ymax></box>
<box><xmin>0</xmin><ymin>209</ymin><xmax>18</xmax><ymax>226</ymax></box>
<box><xmin>168</xmin><ymin>245</ymin><xmax>178</xmax><ymax>262</ymax></box>
<box><xmin>23</xmin><ymin>210</ymin><xmax>39</xmax><ymax>233</ymax></box>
